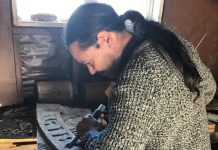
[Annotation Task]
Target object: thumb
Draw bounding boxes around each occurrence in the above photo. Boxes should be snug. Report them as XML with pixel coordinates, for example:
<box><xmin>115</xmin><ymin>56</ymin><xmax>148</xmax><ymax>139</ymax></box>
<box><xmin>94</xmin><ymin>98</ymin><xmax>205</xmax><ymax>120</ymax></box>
<box><xmin>97</xmin><ymin>113</ymin><xmax>107</xmax><ymax>128</ymax></box>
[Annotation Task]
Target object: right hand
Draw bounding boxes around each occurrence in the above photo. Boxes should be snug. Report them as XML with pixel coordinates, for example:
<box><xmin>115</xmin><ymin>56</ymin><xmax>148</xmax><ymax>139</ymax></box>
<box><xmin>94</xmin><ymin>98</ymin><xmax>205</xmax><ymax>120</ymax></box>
<box><xmin>97</xmin><ymin>113</ymin><xmax>108</xmax><ymax>130</ymax></box>
<box><xmin>76</xmin><ymin>114</ymin><xmax>99</xmax><ymax>137</ymax></box>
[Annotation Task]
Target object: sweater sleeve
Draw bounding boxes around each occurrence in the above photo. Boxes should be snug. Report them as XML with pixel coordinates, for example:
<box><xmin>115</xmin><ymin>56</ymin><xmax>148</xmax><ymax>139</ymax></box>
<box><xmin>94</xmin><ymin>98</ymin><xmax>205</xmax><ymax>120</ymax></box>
<box><xmin>180</xmin><ymin>38</ymin><xmax>217</xmax><ymax>105</ymax></box>
<box><xmin>82</xmin><ymin>53</ymin><xmax>160</xmax><ymax>150</ymax></box>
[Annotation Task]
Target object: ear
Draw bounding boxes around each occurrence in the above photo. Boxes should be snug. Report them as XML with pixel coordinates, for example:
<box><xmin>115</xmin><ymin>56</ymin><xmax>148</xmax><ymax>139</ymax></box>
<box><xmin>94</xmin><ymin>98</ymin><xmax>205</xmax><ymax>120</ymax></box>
<box><xmin>69</xmin><ymin>42</ymin><xmax>78</xmax><ymax>56</ymax></box>
<box><xmin>69</xmin><ymin>42</ymin><xmax>82</xmax><ymax>60</ymax></box>
<box><xmin>96</xmin><ymin>30</ymin><xmax>112</xmax><ymax>47</ymax></box>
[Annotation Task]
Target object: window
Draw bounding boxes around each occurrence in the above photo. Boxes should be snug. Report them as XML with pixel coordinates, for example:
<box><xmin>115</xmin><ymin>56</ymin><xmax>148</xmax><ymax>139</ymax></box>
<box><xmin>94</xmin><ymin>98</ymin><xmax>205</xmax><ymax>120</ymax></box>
<box><xmin>12</xmin><ymin>0</ymin><xmax>164</xmax><ymax>27</ymax></box>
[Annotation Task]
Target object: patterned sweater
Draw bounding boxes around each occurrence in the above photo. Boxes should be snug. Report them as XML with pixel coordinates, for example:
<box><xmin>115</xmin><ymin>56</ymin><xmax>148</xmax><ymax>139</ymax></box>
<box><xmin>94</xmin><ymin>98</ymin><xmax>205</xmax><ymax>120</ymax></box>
<box><xmin>82</xmin><ymin>38</ymin><xmax>217</xmax><ymax>150</ymax></box>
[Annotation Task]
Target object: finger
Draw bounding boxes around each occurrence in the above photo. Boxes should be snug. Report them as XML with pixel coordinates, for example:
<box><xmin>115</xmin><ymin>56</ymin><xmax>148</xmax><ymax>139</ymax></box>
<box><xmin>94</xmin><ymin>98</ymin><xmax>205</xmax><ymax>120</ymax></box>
<box><xmin>97</xmin><ymin>114</ymin><xmax>107</xmax><ymax>127</ymax></box>
<box><xmin>83</xmin><ymin>113</ymin><xmax>92</xmax><ymax>119</ymax></box>
<box><xmin>97</xmin><ymin>113</ymin><xmax>104</xmax><ymax>122</ymax></box>
<box><xmin>101</xmin><ymin>119</ymin><xmax>108</xmax><ymax>127</ymax></box>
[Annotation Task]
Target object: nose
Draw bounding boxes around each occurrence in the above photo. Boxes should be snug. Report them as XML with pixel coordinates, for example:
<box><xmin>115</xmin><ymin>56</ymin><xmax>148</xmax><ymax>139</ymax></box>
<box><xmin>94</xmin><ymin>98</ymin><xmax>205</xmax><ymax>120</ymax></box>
<box><xmin>87</xmin><ymin>64</ymin><xmax>96</xmax><ymax>75</ymax></box>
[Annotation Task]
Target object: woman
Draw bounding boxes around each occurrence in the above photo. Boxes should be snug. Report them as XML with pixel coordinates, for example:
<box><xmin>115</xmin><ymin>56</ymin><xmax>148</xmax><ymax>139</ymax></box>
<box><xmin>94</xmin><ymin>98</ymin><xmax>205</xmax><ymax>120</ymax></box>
<box><xmin>64</xmin><ymin>3</ymin><xmax>216</xmax><ymax>150</ymax></box>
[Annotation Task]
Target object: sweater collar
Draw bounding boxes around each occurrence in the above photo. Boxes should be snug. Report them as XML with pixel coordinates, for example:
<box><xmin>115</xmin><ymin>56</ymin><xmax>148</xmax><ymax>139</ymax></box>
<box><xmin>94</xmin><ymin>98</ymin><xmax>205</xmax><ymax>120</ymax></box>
<box><xmin>118</xmin><ymin>36</ymin><xmax>142</xmax><ymax>75</ymax></box>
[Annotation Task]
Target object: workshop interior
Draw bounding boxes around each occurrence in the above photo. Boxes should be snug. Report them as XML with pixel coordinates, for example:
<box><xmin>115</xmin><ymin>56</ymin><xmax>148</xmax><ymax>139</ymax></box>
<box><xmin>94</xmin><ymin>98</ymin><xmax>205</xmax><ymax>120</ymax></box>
<box><xmin>0</xmin><ymin>0</ymin><xmax>218</xmax><ymax>149</ymax></box>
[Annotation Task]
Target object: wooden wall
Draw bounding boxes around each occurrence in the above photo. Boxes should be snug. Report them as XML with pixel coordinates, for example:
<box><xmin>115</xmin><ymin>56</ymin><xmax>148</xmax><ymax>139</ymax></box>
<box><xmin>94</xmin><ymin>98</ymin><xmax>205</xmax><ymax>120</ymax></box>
<box><xmin>0</xmin><ymin>0</ymin><xmax>22</xmax><ymax>106</ymax></box>
<box><xmin>162</xmin><ymin>0</ymin><xmax>218</xmax><ymax>83</ymax></box>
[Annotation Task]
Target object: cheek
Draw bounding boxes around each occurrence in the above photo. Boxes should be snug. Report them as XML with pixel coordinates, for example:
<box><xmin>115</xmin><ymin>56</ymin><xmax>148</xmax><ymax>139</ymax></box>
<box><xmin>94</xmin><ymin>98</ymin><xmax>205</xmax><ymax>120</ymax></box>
<box><xmin>94</xmin><ymin>53</ymin><xmax>114</xmax><ymax>71</ymax></box>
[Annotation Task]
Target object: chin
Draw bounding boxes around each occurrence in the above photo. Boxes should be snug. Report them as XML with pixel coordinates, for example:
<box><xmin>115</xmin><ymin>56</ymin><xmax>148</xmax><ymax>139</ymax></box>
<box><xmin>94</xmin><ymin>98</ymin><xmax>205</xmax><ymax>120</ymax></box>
<box><xmin>99</xmin><ymin>70</ymin><xmax>118</xmax><ymax>79</ymax></box>
<box><xmin>99</xmin><ymin>61</ymin><xmax>119</xmax><ymax>79</ymax></box>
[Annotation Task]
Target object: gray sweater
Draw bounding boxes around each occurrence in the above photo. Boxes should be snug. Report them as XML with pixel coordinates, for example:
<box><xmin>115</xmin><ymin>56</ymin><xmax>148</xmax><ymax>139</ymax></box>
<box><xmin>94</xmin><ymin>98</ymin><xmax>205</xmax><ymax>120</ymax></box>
<box><xmin>82</xmin><ymin>39</ymin><xmax>217</xmax><ymax>150</ymax></box>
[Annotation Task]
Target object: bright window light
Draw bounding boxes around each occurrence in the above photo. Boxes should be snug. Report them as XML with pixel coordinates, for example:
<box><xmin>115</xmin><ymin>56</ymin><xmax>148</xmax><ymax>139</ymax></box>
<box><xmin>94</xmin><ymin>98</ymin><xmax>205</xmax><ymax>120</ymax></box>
<box><xmin>15</xmin><ymin>0</ymin><xmax>84</xmax><ymax>22</ymax></box>
<box><xmin>98</xmin><ymin>0</ymin><xmax>150</xmax><ymax>16</ymax></box>
<box><xmin>12</xmin><ymin>0</ymin><xmax>164</xmax><ymax>27</ymax></box>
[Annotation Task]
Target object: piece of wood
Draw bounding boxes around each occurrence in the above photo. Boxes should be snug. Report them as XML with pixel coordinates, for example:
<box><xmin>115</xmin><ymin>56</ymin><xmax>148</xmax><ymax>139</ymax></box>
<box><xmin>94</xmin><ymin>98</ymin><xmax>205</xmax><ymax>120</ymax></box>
<box><xmin>0</xmin><ymin>144</ymin><xmax>36</xmax><ymax>150</ymax></box>
<box><xmin>0</xmin><ymin>138</ymin><xmax>36</xmax><ymax>143</ymax></box>
<box><xmin>36</xmin><ymin>81</ymin><xmax>73</xmax><ymax>105</ymax></box>
<box><xmin>37</xmin><ymin>111</ymin><xmax>76</xmax><ymax>150</ymax></box>
<box><xmin>0</xmin><ymin>138</ymin><xmax>36</xmax><ymax>150</ymax></box>
<box><xmin>162</xmin><ymin>0</ymin><xmax>218</xmax><ymax>82</ymax></box>
<box><xmin>0</xmin><ymin>0</ymin><xmax>22</xmax><ymax>106</ymax></box>
<box><xmin>208</xmin><ymin>123</ymin><xmax>216</xmax><ymax>133</ymax></box>
<box><xmin>37</xmin><ymin>104</ymin><xmax>91</xmax><ymax>149</ymax></box>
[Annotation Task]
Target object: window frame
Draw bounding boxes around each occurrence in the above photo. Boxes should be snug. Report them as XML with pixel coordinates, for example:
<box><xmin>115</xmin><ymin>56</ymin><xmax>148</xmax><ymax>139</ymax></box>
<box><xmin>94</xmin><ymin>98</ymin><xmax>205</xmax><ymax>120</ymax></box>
<box><xmin>11</xmin><ymin>0</ymin><xmax>164</xmax><ymax>27</ymax></box>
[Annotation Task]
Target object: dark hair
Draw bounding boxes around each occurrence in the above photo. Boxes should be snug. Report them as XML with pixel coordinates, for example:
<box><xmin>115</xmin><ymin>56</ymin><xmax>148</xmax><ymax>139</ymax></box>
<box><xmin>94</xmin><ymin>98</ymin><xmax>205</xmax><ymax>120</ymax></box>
<box><xmin>64</xmin><ymin>3</ymin><xmax>201</xmax><ymax>96</ymax></box>
<box><xmin>121</xmin><ymin>10</ymin><xmax>201</xmax><ymax>96</ymax></box>
<box><xmin>64</xmin><ymin>3</ymin><xmax>124</xmax><ymax>48</ymax></box>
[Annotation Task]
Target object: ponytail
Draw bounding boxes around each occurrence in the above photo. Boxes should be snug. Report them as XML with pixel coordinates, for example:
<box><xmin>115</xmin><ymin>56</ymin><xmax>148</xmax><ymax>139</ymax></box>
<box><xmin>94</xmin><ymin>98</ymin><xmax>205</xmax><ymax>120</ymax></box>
<box><xmin>121</xmin><ymin>11</ymin><xmax>201</xmax><ymax>97</ymax></box>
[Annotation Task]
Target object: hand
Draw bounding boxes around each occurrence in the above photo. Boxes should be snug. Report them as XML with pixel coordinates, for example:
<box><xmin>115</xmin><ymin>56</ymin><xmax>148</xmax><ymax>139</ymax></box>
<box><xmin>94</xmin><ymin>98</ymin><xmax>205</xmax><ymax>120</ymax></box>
<box><xmin>97</xmin><ymin>113</ymin><xmax>108</xmax><ymax>130</ymax></box>
<box><xmin>105</xmin><ymin>82</ymin><xmax>116</xmax><ymax>97</ymax></box>
<box><xmin>76</xmin><ymin>114</ymin><xmax>99</xmax><ymax>137</ymax></box>
<box><xmin>74</xmin><ymin>139</ymin><xmax>86</xmax><ymax>148</ymax></box>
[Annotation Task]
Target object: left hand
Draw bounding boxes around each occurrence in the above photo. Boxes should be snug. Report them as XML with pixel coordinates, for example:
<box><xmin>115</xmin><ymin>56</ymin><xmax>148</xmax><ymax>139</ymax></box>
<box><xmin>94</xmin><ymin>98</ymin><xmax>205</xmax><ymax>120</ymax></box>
<box><xmin>76</xmin><ymin>114</ymin><xmax>99</xmax><ymax>137</ymax></box>
<box><xmin>105</xmin><ymin>82</ymin><xmax>116</xmax><ymax>98</ymax></box>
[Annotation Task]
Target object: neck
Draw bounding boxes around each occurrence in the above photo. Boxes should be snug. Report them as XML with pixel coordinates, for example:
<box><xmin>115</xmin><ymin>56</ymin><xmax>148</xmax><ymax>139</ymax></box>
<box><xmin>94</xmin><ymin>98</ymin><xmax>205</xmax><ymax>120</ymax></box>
<box><xmin>102</xmin><ymin>31</ymin><xmax>132</xmax><ymax>79</ymax></box>
<box><xmin>115</xmin><ymin>31</ymin><xmax>133</xmax><ymax>59</ymax></box>
<box><xmin>111</xmin><ymin>31</ymin><xmax>133</xmax><ymax>79</ymax></box>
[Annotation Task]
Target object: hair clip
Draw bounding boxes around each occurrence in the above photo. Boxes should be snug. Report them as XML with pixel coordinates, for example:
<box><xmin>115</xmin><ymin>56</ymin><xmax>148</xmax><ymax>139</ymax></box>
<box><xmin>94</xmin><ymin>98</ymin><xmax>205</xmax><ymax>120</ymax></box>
<box><xmin>124</xmin><ymin>19</ymin><xmax>134</xmax><ymax>33</ymax></box>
